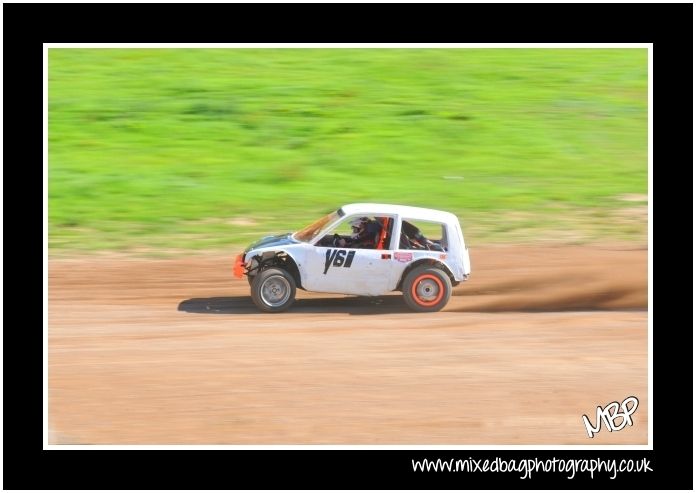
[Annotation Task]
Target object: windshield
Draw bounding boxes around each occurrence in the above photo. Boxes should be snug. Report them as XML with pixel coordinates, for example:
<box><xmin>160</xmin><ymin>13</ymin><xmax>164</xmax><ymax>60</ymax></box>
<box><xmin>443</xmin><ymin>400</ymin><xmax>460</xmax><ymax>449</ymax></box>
<box><xmin>293</xmin><ymin>211</ymin><xmax>340</xmax><ymax>243</ymax></box>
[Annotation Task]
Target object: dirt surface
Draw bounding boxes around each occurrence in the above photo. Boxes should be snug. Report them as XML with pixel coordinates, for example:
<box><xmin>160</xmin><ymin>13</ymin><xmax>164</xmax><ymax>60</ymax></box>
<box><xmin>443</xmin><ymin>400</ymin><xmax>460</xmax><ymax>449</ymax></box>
<box><xmin>48</xmin><ymin>244</ymin><xmax>648</xmax><ymax>445</ymax></box>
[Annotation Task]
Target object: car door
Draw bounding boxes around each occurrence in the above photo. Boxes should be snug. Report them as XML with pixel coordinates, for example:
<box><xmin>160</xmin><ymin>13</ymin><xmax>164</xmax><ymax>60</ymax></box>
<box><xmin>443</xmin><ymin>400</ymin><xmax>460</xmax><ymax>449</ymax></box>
<box><xmin>302</xmin><ymin>217</ymin><xmax>394</xmax><ymax>296</ymax></box>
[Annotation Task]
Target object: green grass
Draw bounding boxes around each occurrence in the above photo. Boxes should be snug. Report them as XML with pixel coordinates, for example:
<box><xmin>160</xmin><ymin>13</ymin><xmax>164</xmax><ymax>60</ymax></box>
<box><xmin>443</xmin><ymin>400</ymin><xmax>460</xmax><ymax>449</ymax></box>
<box><xmin>49</xmin><ymin>48</ymin><xmax>648</xmax><ymax>253</ymax></box>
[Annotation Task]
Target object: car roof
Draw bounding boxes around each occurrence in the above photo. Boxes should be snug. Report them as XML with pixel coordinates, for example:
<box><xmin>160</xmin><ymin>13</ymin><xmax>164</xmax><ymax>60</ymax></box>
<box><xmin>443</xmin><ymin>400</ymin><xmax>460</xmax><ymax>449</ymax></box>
<box><xmin>340</xmin><ymin>203</ymin><xmax>458</xmax><ymax>223</ymax></box>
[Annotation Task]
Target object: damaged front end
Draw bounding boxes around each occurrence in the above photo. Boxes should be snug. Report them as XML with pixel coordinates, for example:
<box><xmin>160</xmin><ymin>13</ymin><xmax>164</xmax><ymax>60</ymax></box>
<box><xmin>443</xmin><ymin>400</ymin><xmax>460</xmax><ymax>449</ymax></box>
<box><xmin>232</xmin><ymin>250</ymin><xmax>286</xmax><ymax>280</ymax></box>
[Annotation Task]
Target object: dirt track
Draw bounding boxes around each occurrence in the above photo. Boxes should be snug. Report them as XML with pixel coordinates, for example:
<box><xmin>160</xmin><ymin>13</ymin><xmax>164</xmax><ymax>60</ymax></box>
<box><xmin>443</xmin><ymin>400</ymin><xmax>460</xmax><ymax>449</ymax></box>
<box><xmin>48</xmin><ymin>244</ymin><xmax>648</xmax><ymax>445</ymax></box>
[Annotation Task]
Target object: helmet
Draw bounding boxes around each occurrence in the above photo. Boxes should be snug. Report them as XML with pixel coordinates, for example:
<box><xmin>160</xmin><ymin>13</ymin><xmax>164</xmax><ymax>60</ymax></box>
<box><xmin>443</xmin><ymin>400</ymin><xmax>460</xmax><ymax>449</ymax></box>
<box><xmin>349</xmin><ymin>217</ymin><xmax>369</xmax><ymax>234</ymax></box>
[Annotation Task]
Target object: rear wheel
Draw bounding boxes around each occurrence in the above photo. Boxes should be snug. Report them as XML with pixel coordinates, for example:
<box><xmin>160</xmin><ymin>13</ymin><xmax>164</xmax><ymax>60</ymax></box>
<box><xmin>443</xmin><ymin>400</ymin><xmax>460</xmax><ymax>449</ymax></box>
<box><xmin>402</xmin><ymin>266</ymin><xmax>452</xmax><ymax>312</ymax></box>
<box><xmin>250</xmin><ymin>268</ymin><xmax>296</xmax><ymax>312</ymax></box>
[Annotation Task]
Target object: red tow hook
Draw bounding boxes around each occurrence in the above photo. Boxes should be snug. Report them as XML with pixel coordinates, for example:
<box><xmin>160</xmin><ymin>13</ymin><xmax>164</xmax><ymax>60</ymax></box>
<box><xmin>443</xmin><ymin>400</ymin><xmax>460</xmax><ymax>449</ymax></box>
<box><xmin>233</xmin><ymin>253</ymin><xmax>245</xmax><ymax>279</ymax></box>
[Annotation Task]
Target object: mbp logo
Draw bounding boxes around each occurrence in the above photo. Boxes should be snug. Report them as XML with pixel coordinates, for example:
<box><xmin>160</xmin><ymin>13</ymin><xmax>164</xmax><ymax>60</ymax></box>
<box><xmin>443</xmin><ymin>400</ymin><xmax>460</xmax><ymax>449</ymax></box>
<box><xmin>582</xmin><ymin>396</ymin><xmax>639</xmax><ymax>438</ymax></box>
<box><xmin>324</xmin><ymin>249</ymin><xmax>356</xmax><ymax>274</ymax></box>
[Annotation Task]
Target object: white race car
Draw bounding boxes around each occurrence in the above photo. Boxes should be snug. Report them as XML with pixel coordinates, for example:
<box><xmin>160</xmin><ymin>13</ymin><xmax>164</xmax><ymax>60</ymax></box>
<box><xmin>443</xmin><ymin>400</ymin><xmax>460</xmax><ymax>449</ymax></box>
<box><xmin>233</xmin><ymin>203</ymin><xmax>471</xmax><ymax>312</ymax></box>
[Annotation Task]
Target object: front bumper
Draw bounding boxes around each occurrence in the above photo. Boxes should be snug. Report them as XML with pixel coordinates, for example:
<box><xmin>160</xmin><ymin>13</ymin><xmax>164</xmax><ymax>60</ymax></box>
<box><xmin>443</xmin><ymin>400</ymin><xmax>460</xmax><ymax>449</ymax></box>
<box><xmin>233</xmin><ymin>253</ymin><xmax>246</xmax><ymax>278</ymax></box>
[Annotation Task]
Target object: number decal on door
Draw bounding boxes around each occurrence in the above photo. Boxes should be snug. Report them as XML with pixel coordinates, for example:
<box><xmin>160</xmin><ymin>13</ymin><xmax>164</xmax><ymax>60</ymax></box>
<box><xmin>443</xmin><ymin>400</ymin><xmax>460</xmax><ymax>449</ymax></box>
<box><xmin>323</xmin><ymin>249</ymin><xmax>356</xmax><ymax>274</ymax></box>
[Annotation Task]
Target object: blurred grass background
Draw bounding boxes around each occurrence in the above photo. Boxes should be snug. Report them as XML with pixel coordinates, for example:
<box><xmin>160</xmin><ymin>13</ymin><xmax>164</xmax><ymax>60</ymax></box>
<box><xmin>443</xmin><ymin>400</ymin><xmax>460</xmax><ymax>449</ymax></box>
<box><xmin>48</xmin><ymin>49</ymin><xmax>647</xmax><ymax>254</ymax></box>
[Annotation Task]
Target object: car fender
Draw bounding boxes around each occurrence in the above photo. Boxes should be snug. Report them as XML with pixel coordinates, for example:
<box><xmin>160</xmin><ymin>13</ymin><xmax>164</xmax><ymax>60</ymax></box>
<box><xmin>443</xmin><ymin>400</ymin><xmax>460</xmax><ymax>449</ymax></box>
<box><xmin>394</xmin><ymin>252</ymin><xmax>458</xmax><ymax>290</ymax></box>
<box><xmin>244</xmin><ymin>244</ymin><xmax>309</xmax><ymax>287</ymax></box>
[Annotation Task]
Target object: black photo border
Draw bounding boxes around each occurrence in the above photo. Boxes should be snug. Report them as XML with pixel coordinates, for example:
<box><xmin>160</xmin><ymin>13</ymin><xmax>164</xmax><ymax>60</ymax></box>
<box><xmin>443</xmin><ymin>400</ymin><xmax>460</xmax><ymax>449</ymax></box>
<box><xmin>6</xmin><ymin>2</ymin><xmax>692</xmax><ymax>490</ymax></box>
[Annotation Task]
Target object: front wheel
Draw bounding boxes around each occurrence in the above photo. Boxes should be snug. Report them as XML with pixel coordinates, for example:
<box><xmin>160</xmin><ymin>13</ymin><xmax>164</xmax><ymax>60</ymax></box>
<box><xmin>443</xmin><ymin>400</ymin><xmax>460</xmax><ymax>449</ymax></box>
<box><xmin>250</xmin><ymin>268</ymin><xmax>296</xmax><ymax>312</ymax></box>
<box><xmin>402</xmin><ymin>266</ymin><xmax>452</xmax><ymax>312</ymax></box>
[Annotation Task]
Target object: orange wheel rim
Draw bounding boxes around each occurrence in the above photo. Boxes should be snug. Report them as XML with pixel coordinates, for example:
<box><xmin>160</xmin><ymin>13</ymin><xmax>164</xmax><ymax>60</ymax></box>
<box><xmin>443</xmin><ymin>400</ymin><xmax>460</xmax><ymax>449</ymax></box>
<box><xmin>411</xmin><ymin>274</ymin><xmax>444</xmax><ymax>306</ymax></box>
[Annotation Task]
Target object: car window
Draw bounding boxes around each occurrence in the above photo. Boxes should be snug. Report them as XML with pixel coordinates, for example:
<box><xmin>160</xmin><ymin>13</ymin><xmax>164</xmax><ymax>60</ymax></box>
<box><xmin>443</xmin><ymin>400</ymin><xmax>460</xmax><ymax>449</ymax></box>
<box><xmin>332</xmin><ymin>217</ymin><xmax>359</xmax><ymax>237</ymax></box>
<box><xmin>316</xmin><ymin>215</ymin><xmax>394</xmax><ymax>250</ymax></box>
<box><xmin>399</xmin><ymin>219</ymin><xmax>447</xmax><ymax>251</ymax></box>
<box><xmin>294</xmin><ymin>211</ymin><xmax>340</xmax><ymax>243</ymax></box>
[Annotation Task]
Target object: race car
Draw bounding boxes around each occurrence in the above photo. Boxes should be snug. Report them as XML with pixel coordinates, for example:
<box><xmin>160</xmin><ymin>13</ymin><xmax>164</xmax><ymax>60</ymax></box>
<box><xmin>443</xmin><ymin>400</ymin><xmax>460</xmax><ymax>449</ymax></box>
<box><xmin>233</xmin><ymin>203</ymin><xmax>471</xmax><ymax>312</ymax></box>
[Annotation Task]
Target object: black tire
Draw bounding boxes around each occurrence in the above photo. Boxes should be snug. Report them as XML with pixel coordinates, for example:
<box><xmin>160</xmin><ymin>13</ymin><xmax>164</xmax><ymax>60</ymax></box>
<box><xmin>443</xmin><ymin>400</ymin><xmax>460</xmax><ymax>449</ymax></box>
<box><xmin>250</xmin><ymin>268</ymin><xmax>296</xmax><ymax>313</ymax></box>
<box><xmin>402</xmin><ymin>266</ymin><xmax>452</xmax><ymax>312</ymax></box>
<box><xmin>247</xmin><ymin>274</ymin><xmax>255</xmax><ymax>287</ymax></box>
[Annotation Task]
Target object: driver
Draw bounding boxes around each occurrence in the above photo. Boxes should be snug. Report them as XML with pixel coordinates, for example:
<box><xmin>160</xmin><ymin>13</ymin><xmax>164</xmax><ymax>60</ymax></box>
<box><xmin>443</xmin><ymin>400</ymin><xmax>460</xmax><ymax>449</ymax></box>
<box><xmin>338</xmin><ymin>217</ymin><xmax>382</xmax><ymax>249</ymax></box>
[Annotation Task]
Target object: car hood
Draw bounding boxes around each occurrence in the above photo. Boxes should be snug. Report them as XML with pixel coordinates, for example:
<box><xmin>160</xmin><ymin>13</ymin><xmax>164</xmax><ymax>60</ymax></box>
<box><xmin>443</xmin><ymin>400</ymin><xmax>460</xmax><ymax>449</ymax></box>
<box><xmin>245</xmin><ymin>233</ymin><xmax>299</xmax><ymax>253</ymax></box>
